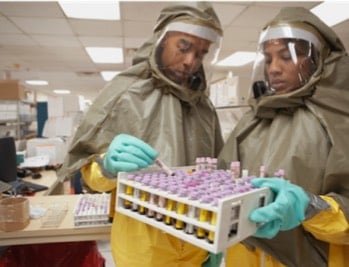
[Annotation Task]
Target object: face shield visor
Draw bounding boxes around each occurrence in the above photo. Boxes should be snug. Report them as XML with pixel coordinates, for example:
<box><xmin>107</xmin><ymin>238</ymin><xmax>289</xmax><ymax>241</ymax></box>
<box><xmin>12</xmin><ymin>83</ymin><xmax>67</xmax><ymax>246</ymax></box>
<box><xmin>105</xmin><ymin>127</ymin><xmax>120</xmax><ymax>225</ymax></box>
<box><xmin>154</xmin><ymin>21</ymin><xmax>222</xmax><ymax>90</ymax></box>
<box><xmin>251</xmin><ymin>23</ymin><xmax>324</xmax><ymax>97</ymax></box>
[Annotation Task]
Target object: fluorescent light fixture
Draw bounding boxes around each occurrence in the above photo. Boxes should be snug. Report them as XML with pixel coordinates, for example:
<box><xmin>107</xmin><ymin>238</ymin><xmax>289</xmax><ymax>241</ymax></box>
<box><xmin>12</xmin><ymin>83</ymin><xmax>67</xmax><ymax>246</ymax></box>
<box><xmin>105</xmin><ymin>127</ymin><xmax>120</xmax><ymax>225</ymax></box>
<box><xmin>53</xmin><ymin>89</ymin><xmax>71</xmax><ymax>95</ymax></box>
<box><xmin>101</xmin><ymin>71</ymin><xmax>120</xmax><ymax>81</ymax></box>
<box><xmin>86</xmin><ymin>47</ymin><xmax>124</xmax><ymax>64</ymax></box>
<box><xmin>58</xmin><ymin>1</ymin><xmax>120</xmax><ymax>20</ymax></box>
<box><xmin>25</xmin><ymin>80</ymin><xmax>48</xmax><ymax>86</ymax></box>
<box><xmin>311</xmin><ymin>2</ymin><xmax>349</xmax><ymax>27</ymax></box>
<box><xmin>216</xmin><ymin>52</ymin><xmax>256</xmax><ymax>67</ymax></box>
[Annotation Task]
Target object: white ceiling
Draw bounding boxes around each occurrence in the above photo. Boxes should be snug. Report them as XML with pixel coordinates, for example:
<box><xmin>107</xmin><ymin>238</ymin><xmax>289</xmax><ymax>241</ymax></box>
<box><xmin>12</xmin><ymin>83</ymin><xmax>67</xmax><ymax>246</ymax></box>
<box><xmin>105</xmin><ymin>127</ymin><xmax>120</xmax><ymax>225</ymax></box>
<box><xmin>1</xmin><ymin>1</ymin><xmax>348</xmax><ymax>102</ymax></box>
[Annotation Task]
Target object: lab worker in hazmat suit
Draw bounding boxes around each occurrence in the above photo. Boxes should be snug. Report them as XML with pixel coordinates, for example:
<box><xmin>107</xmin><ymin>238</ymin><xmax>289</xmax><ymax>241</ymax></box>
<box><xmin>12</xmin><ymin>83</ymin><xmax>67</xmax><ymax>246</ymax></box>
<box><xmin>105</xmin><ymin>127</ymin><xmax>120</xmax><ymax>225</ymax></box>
<box><xmin>218</xmin><ymin>7</ymin><xmax>349</xmax><ymax>267</ymax></box>
<box><xmin>60</xmin><ymin>2</ymin><xmax>224</xmax><ymax>267</ymax></box>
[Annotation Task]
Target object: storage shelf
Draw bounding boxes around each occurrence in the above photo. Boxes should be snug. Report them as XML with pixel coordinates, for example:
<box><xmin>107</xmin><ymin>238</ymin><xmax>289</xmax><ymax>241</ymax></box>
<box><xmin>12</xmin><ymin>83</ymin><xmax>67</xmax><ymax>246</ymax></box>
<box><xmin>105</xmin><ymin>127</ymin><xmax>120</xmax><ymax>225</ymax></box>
<box><xmin>0</xmin><ymin>100</ymin><xmax>37</xmax><ymax>139</ymax></box>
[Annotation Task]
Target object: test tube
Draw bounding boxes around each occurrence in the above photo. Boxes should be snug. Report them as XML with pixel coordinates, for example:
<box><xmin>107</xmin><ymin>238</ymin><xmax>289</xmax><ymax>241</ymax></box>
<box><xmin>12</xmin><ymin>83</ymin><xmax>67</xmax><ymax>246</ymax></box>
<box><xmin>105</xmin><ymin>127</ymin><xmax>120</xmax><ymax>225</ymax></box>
<box><xmin>196</xmin><ymin>196</ymin><xmax>212</xmax><ymax>239</ymax></box>
<box><xmin>259</xmin><ymin>165</ymin><xmax>266</xmax><ymax>177</ymax></box>
<box><xmin>124</xmin><ymin>175</ymin><xmax>135</xmax><ymax>209</ymax></box>
<box><xmin>195</xmin><ymin>157</ymin><xmax>202</xmax><ymax>172</ymax></box>
<box><xmin>147</xmin><ymin>180</ymin><xmax>159</xmax><ymax>218</ymax></box>
<box><xmin>208</xmin><ymin>198</ymin><xmax>219</xmax><ymax>243</ymax></box>
<box><xmin>154</xmin><ymin>159</ymin><xmax>174</xmax><ymax>176</ymax></box>
<box><xmin>230</xmin><ymin>161</ymin><xmax>240</xmax><ymax>179</ymax></box>
<box><xmin>206</xmin><ymin>157</ymin><xmax>213</xmax><ymax>172</ymax></box>
<box><xmin>155</xmin><ymin>183</ymin><xmax>168</xmax><ymax>221</ymax></box>
<box><xmin>174</xmin><ymin>189</ymin><xmax>188</xmax><ymax>230</ymax></box>
<box><xmin>211</xmin><ymin>158</ymin><xmax>218</xmax><ymax>171</ymax></box>
<box><xmin>138</xmin><ymin>178</ymin><xmax>150</xmax><ymax>215</ymax></box>
<box><xmin>164</xmin><ymin>186</ymin><xmax>177</xmax><ymax>225</ymax></box>
<box><xmin>185</xmin><ymin>191</ymin><xmax>199</xmax><ymax>234</ymax></box>
<box><xmin>131</xmin><ymin>176</ymin><xmax>142</xmax><ymax>211</ymax></box>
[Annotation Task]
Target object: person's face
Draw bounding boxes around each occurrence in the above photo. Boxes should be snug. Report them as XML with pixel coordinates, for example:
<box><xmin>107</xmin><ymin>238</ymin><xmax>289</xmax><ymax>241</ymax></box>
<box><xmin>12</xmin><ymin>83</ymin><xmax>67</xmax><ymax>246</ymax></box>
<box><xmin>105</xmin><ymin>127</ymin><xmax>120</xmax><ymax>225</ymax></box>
<box><xmin>159</xmin><ymin>31</ymin><xmax>211</xmax><ymax>85</ymax></box>
<box><xmin>263</xmin><ymin>40</ymin><xmax>313</xmax><ymax>95</ymax></box>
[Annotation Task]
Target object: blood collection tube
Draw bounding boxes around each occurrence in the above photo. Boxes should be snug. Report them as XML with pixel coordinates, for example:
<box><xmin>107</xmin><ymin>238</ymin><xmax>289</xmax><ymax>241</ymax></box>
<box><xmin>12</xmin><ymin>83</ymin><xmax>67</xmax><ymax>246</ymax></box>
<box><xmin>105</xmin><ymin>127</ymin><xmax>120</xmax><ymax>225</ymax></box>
<box><xmin>131</xmin><ymin>176</ymin><xmax>142</xmax><ymax>211</ymax></box>
<box><xmin>211</xmin><ymin>158</ymin><xmax>218</xmax><ymax>171</ymax></box>
<box><xmin>164</xmin><ymin>186</ymin><xmax>177</xmax><ymax>225</ymax></box>
<box><xmin>154</xmin><ymin>158</ymin><xmax>174</xmax><ymax>176</ymax></box>
<box><xmin>199</xmin><ymin>157</ymin><xmax>205</xmax><ymax>171</ymax></box>
<box><xmin>259</xmin><ymin>165</ymin><xmax>266</xmax><ymax>177</ymax></box>
<box><xmin>175</xmin><ymin>189</ymin><xmax>188</xmax><ymax>230</ymax></box>
<box><xmin>196</xmin><ymin>196</ymin><xmax>212</xmax><ymax>239</ymax></box>
<box><xmin>208</xmin><ymin>198</ymin><xmax>219</xmax><ymax>243</ymax></box>
<box><xmin>124</xmin><ymin>175</ymin><xmax>135</xmax><ymax>209</ymax></box>
<box><xmin>230</xmin><ymin>161</ymin><xmax>240</xmax><ymax>179</ymax></box>
<box><xmin>155</xmin><ymin>183</ymin><xmax>168</xmax><ymax>221</ymax></box>
<box><xmin>206</xmin><ymin>157</ymin><xmax>213</xmax><ymax>172</ymax></box>
<box><xmin>138</xmin><ymin>178</ymin><xmax>150</xmax><ymax>215</ymax></box>
<box><xmin>195</xmin><ymin>157</ymin><xmax>201</xmax><ymax>172</ymax></box>
<box><xmin>147</xmin><ymin>180</ymin><xmax>159</xmax><ymax>218</ymax></box>
<box><xmin>185</xmin><ymin>191</ymin><xmax>200</xmax><ymax>234</ymax></box>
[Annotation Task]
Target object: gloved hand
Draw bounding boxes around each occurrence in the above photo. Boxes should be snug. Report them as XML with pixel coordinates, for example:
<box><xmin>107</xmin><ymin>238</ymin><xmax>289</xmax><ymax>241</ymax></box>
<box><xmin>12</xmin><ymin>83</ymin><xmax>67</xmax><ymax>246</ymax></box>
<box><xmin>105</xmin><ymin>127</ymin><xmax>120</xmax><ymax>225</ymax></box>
<box><xmin>202</xmin><ymin>252</ymin><xmax>223</xmax><ymax>267</ymax></box>
<box><xmin>103</xmin><ymin>134</ymin><xmax>158</xmax><ymax>175</ymax></box>
<box><xmin>249</xmin><ymin>178</ymin><xmax>310</xmax><ymax>239</ymax></box>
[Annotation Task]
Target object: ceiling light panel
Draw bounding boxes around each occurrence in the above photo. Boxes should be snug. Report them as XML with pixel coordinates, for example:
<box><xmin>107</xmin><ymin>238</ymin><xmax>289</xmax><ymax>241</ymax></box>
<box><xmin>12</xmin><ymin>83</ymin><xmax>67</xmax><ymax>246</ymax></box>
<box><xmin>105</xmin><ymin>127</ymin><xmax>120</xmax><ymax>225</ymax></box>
<box><xmin>58</xmin><ymin>1</ymin><xmax>120</xmax><ymax>20</ymax></box>
<box><xmin>85</xmin><ymin>47</ymin><xmax>123</xmax><ymax>64</ymax></box>
<box><xmin>311</xmin><ymin>2</ymin><xmax>349</xmax><ymax>27</ymax></box>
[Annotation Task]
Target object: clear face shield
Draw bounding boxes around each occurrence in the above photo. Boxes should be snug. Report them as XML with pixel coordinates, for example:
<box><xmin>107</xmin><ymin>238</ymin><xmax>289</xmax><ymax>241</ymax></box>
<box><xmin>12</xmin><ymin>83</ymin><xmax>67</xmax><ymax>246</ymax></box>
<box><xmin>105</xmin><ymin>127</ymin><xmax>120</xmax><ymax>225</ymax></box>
<box><xmin>154</xmin><ymin>21</ymin><xmax>222</xmax><ymax>90</ymax></box>
<box><xmin>251</xmin><ymin>24</ymin><xmax>323</xmax><ymax>97</ymax></box>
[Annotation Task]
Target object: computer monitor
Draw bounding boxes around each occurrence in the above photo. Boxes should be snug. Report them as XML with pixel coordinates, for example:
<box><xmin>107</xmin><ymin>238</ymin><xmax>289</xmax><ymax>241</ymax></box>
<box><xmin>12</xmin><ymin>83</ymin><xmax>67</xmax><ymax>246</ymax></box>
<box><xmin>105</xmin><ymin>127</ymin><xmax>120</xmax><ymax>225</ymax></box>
<box><xmin>0</xmin><ymin>136</ymin><xmax>17</xmax><ymax>183</ymax></box>
<box><xmin>0</xmin><ymin>136</ymin><xmax>48</xmax><ymax>193</ymax></box>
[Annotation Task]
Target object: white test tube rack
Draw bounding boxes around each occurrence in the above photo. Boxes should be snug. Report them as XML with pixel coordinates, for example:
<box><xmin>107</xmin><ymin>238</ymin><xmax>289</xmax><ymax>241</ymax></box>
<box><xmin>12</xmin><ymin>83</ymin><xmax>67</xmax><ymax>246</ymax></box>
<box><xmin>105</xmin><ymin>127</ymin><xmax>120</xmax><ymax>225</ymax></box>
<box><xmin>73</xmin><ymin>193</ymin><xmax>111</xmax><ymax>227</ymax></box>
<box><xmin>116</xmin><ymin>169</ymin><xmax>273</xmax><ymax>253</ymax></box>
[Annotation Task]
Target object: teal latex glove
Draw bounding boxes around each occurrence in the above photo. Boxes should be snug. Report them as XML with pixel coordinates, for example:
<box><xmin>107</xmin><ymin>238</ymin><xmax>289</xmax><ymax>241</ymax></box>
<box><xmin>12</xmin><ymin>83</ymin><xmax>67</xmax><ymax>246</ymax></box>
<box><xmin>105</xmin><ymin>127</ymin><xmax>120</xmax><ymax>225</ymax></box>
<box><xmin>103</xmin><ymin>134</ymin><xmax>158</xmax><ymax>174</ymax></box>
<box><xmin>249</xmin><ymin>178</ymin><xmax>310</xmax><ymax>239</ymax></box>
<box><xmin>202</xmin><ymin>252</ymin><xmax>223</xmax><ymax>267</ymax></box>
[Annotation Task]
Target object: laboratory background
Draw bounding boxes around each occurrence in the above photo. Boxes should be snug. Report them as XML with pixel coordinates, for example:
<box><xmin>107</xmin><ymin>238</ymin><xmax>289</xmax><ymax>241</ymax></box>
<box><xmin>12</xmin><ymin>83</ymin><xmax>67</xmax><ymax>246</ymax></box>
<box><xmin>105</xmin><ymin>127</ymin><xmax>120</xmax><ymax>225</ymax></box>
<box><xmin>0</xmin><ymin>1</ymin><xmax>348</xmax><ymax>267</ymax></box>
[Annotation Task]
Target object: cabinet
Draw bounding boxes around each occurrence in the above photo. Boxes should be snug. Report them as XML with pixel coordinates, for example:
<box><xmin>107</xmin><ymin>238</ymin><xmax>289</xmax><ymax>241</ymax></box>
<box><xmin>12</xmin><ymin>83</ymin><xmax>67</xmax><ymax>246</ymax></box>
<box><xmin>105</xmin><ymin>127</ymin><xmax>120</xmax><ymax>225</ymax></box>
<box><xmin>0</xmin><ymin>80</ymin><xmax>37</xmax><ymax>140</ymax></box>
<box><xmin>0</xmin><ymin>100</ymin><xmax>37</xmax><ymax>139</ymax></box>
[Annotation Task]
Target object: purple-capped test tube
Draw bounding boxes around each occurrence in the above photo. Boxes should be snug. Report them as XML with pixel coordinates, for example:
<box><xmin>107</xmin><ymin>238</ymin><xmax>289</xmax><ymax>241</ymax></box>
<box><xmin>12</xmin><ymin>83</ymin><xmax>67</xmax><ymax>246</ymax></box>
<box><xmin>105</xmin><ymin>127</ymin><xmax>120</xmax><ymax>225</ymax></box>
<box><xmin>146</xmin><ymin>180</ymin><xmax>159</xmax><ymax>218</ymax></box>
<box><xmin>208</xmin><ymin>197</ymin><xmax>219</xmax><ymax>243</ymax></box>
<box><xmin>131</xmin><ymin>176</ymin><xmax>142</xmax><ymax>211</ymax></box>
<box><xmin>174</xmin><ymin>188</ymin><xmax>189</xmax><ymax>230</ymax></box>
<box><xmin>185</xmin><ymin>190</ymin><xmax>200</xmax><ymax>234</ymax></box>
<box><xmin>164</xmin><ymin>185</ymin><xmax>177</xmax><ymax>225</ymax></box>
<box><xmin>196</xmin><ymin>196</ymin><xmax>213</xmax><ymax>239</ymax></box>
<box><xmin>155</xmin><ymin>182</ymin><xmax>168</xmax><ymax>221</ymax></box>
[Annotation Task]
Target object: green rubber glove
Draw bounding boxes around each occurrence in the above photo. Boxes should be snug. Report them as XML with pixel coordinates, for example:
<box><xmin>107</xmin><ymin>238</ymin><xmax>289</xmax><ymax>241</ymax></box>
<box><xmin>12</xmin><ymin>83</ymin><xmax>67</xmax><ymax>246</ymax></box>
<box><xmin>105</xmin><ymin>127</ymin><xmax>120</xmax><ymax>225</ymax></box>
<box><xmin>249</xmin><ymin>178</ymin><xmax>310</xmax><ymax>239</ymax></box>
<box><xmin>103</xmin><ymin>134</ymin><xmax>158</xmax><ymax>174</ymax></box>
<box><xmin>202</xmin><ymin>252</ymin><xmax>223</xmax><ymax>267</ymax></box>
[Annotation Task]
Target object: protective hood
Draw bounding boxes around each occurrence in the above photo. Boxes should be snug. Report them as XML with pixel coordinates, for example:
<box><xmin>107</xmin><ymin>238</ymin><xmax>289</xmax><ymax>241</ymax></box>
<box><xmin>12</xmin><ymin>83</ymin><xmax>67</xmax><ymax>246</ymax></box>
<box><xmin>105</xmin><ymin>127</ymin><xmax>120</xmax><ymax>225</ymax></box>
<box><xmin>59</xmin><ymin>2</ymin><xmax>224</xmax><ymax>181</ymax></box>
<box><xmin>134</xmin><ymin>2</ymin><xmax>222</xmax><ymax>103</ymax></box>
<box><xmin>249</xmin><ymin>7</ymin><xmax>347</xmax><ymax>118</ymax></box>
<box><xmin>218</xmin><ymin>7</ymin><xmax>349</xmax><ymax>267</ymax></box>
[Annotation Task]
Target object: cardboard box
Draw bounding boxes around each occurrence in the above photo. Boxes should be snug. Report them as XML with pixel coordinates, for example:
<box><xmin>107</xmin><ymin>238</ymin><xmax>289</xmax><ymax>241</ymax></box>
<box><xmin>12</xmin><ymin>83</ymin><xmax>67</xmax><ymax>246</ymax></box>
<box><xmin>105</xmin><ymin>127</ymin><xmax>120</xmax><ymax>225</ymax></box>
<box><xmin>0</xmin><ymin>80</ymin><xmax>25</xmax><ymax>100</ymax></box>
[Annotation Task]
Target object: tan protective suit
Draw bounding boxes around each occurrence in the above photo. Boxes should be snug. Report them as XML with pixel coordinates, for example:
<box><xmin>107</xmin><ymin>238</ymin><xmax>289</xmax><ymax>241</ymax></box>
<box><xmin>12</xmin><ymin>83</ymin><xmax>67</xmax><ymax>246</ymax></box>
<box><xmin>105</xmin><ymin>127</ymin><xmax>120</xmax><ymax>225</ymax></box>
<box><xmin>218</xmin><ymin>7</ymin><xmax>349</xmax><ymax>267</ymax></box>
<box><xmin>59</xmin><ymin>3</ymin><xmax>223</xmax><ymax>267</ymax></box>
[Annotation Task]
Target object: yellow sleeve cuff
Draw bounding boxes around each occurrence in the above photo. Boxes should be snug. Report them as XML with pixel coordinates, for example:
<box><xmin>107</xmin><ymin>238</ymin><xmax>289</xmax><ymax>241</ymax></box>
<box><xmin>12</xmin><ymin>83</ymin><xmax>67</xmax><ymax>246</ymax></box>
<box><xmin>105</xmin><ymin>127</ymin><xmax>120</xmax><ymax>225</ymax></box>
<box><xmin>81</xmin><ymin>158</ymin><xmax>116</xmax><ymax>192</ymax></box>
<box><xmin>302</xmin><ymin>196</ymin><xmax>349</xmax><ymax>244</ymax></box>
